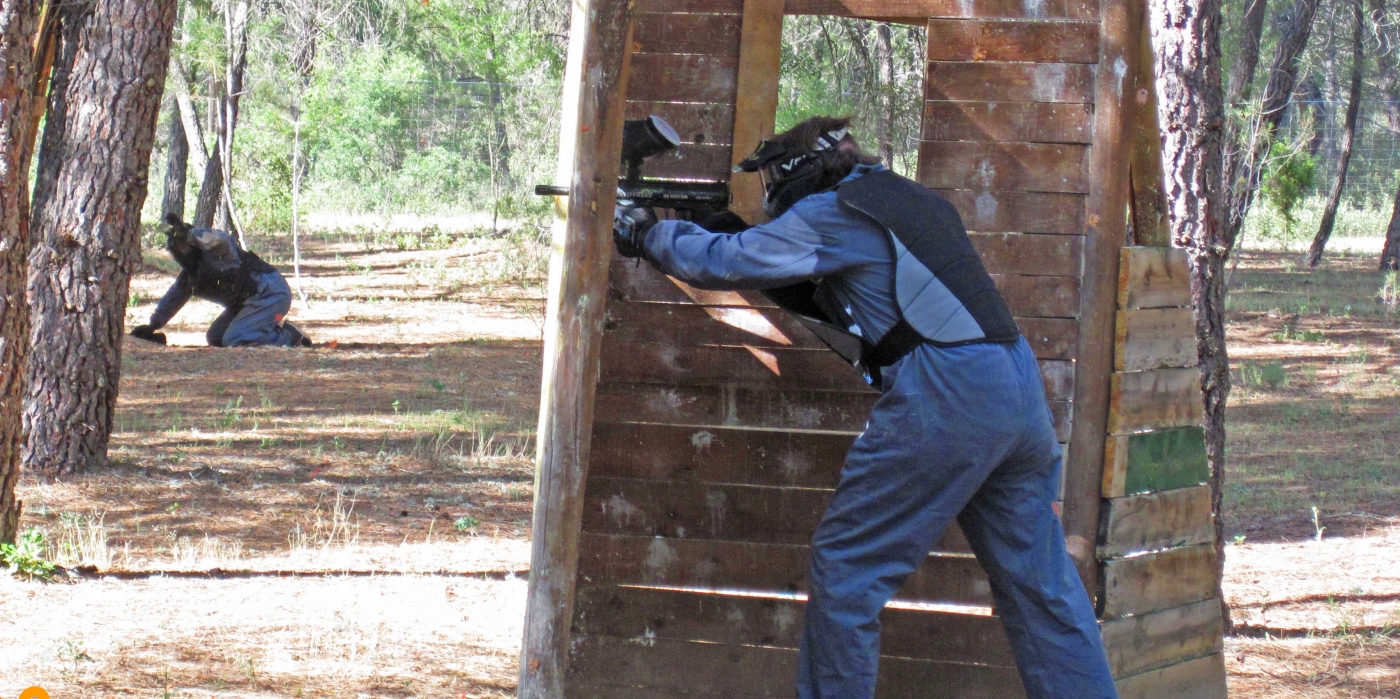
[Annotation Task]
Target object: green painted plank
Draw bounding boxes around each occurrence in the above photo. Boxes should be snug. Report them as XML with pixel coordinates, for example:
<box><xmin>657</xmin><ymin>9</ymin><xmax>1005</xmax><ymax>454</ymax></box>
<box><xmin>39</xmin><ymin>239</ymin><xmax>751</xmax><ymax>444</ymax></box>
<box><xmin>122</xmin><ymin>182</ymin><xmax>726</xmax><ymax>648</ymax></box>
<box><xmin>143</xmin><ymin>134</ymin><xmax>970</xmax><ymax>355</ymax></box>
<box><xmin>1104</xmin><ymin>426</ymin><xmax>1208</xmax><ymax>497</ymax></box>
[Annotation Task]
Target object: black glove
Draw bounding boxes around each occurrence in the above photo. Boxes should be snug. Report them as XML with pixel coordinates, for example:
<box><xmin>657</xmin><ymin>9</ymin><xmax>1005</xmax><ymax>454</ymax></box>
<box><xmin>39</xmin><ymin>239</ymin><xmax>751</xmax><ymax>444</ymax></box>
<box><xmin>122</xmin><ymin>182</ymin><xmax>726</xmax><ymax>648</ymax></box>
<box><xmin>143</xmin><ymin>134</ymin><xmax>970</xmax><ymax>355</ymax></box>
<box><xmin>696</xmin><ymin>210</ymin><xmax>751</xmax><ymax>234</ymax></box>
<box><xmin>130</xmin><ymin>324</ymin><xmax>167</xmax><ymax>345</ymax></box>
<box><xmin>613</xmin><ymin>203</ymin><xmax>657</xmax><ymax>259</ymax></box>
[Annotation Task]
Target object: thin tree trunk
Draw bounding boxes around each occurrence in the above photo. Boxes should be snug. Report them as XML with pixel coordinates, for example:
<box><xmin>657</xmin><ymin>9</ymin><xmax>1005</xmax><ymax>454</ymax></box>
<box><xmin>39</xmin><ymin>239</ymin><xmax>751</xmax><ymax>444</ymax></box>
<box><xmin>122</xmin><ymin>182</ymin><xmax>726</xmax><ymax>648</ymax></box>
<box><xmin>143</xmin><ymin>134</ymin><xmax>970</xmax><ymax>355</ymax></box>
<box><xmin>1307</xmin><ymin>0</ymin><xmax>1366</xmax><ymax>267</ymax></box>
<box><xmin>24</xmin><ymin>0</ymin><xmax>178</xmax><ymax>475</ymax></box>
<box><xmin>1381</xmin><ymin>184</ymin><xmax>1400</xmax><ymax>270</ymax></box>
<box><xmin>161</xmin><ymin>100</ymin><xmax>189</xmax><ymax>221</ymax></box>
<box><xmin>1228</xmin><ymin>0</ymin><xmax>1270</xmax><ymax>103</ymax></box>
<box><xmin>193</xmin><ymin>147</ymin><xmax>223</xmax><ymax>230</ymax></box>
<box><xmin>1223</xmin><ymin>0</ymin><xmax>1324</xmax><ymax>251</ymax></box>
<box><xmin>875</xmin><ymin>21</ymin><xmax>896</xmax><ymax>167</ymax></box>
<box><xmin>216</xmin><ymin>0</ymin><xmax>248</xmax><ymax>239</ymax></box>
<box><xmin>1150</xmin><ymin>0</ymin><xmax>1232</xmax><ymax>631</ymax></box>
<box><xmin>0</xmin><ymin>0</ymin><xmax>42</xmax><ymax>544</ymax></box>
<box><xmin>169</xmin><ymin>60</ymin><xmax>208</xmax><ymax>176</ymax></box>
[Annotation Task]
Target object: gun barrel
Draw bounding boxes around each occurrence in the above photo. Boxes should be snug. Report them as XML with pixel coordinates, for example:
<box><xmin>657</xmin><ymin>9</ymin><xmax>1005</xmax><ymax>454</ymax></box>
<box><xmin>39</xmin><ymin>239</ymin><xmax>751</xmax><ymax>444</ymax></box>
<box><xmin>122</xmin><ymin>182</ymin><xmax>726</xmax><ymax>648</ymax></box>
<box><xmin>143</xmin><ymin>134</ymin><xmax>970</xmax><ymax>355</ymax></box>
<box><xmin>534</xmin><ymin>184</ymin><xmax>569</xmax><ymax>196</ymax></box>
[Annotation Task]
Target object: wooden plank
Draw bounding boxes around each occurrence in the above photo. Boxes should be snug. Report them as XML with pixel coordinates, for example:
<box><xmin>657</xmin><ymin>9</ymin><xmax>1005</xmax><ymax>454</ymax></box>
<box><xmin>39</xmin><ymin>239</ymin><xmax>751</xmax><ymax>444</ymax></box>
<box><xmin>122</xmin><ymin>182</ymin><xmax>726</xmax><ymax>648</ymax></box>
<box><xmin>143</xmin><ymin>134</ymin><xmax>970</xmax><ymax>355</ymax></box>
<box><xmin>1126</xmin><ymin>1</ymin><xmax>1168</xmax><ymax>247</ymax></box>
<box><xmin>1108</xmin><ymin>367</ymin><xmax>1204</xmax><ymax>434</ymax></box>
<box><xmin>628</xmin><ymin>53</ymin><xmax>739</xmax><ymax>104</ymax></box>
<box><xmin>583</xmin><ymin>477</ymin><xmax>972</xmax><ymax>554</ymax></box>
<box><xmin>1097</xmin><ymin>485</ymin><xmax>1214</xmax><ymax>559</ymax></box>
<box><xmin>589</xmin><ymin>424</ymin><xmax>852</xmax><ymax>486</ymax></box>
<box><xmin>938</xmin><ymin>189</ymin><xmax>1086</xmax><ymax>234</ymax></box>
<box><xmin>610</xmin><ymin>257</ymin><xmax>1081</xmax><ymax>319</ymax></box>
<box><xmin>1016</xmin><ymin>317</ymin><xmax>1078</xmax><ymax>360</ymax></box>
<box><xmin>1115</xmin><ymin>307</ymin><xmax>1198</xmax><ymax>372</ymax></box>
<box><xmin>568</xmin><ymin>636</ymin><xmax>1026</xmax><ymax>699</ymax></box>
<box><xmin>635</xmin><ymin>0</ymin><xmax>745</xmax><ymax>13</ymax></box>
<box><xmin>592</xmin><ymin>383</ymin><xmax>1074</xmax><ymax>441</ymax></box>
<box><xmin>918</xmin><ymin>141</ymin><xmax>1091</xmax><ymax>194</ymax></box>
<box><xmin>926</xmin><ymin>62</ymin><xmax>1096</xmax><ymax>104</ymax></box>
<box><xmin>1102</xmin><ymin>426</ymin><xmax>1209</xmax><ymax>498</ymax></box>
<box><xmin>519</xmin><ymin>0</ymin><xmax>633</xmax><ymax>694</ymax></box>
<box><xmin>598</xmin><ymin>341</ymin><xmax>875</xmax><ymax>392</ymax></box>
<box><xmin>626</xmin><ymin>101</ymin><xmax>736</xmax><ymax>146</ymax></box>
<box><xmin>729</xmin><ymin>0</ymin><xmax>785</xmax><ymax>222</ymax></box>
<box><xmin>577</xmin><ymin>533</ymin><xmax>995</xmax><ymax>605</ymax></box>
<box><xmin>638</xmin><ymin>142</ymin><xmax>734</xmax><ymax>181</ymax></box>
<box><xmin>1099</xmin><ymin>544</ymin><xmax>1218</xmax><ymax>619</ymax></box>
<box><xmin>926</xmin><ymin>20</ymin><xmax>1099</xmax><ymax>63</ymax></box>
<box><xmin>785</xmin><ymin>0</ymin><xmax>1098</xmax><ymax>20</ymax></box>
<box><xmin>1101</xmin><ymin>598</ymin><xmax>1224</xmax><ymax>679</ymax></box>
<box><xmin>1061</xmin><ymin>0</ymin><xmax>1140</xmax><ymax>595</ymax></box>
<box><xmin>606</xmin><ymin>302</ymin><xmax>827</xmax><ymax>349</ymax></box>
<box><xmin>601</xmin><ymin>342</ymin><xmax>1075</xmax><ymax>399</ymax></box>
<box><xmin>633</xmin><ymin>12</ymin><xmax>743</xmax><ymax>56</ymax></box>
<box><xmin>1114</xmin><ymin>653</ymin><xmax>1228</xmax><ymax>699</ymax></box>
<box><xmin>1118</xmin><ymin>246</ymin><xmax>1191</xmax><ymax>310</ymax></box>
<box><xmin>923</xmin><ymin>101</ymin><xmax>1094</xmax><ymax>145</ymax></box>
<box><xmin>593</xmin><ymin>383</ymin><xmax>877</xmax><ymax>432</ymax></box>
<box><xmin>606</xmin><ymin>302</ymin><xmax>1077</xmax><ymax>359</ymax></box>
<box><xmin>992</xmin><ymin>274</ymin><xmax>1081</xmax><ymax>318</ymax></box>
<box><xmin>573</xmin><ymin>585</ymin><xmax>1016</xmax><ymax>665</ymax></box>
<box><xmin>969</xmin><ymin>233</ymin><xmax>1083</xmax><ymax>276</ymax></box>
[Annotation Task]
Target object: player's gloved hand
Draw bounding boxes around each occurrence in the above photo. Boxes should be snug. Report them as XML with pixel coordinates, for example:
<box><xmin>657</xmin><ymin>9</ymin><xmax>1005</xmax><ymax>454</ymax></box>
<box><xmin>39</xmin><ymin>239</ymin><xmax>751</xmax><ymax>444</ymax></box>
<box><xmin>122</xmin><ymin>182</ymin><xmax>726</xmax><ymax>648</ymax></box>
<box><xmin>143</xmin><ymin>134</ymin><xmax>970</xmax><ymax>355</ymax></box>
<box><xmin>130</xmin><ymin>324</ymin><xmax>167</xmax><ymax>345</ymax></box>
<box><xmin>613</xmin><ymin>203</ymin><xmax>657</xmax><ymax>259</ymax></box>
<box><xmin>696</xmin><ymin>210</ymin><xmax>751</xmax><ymax>234</ymax></box>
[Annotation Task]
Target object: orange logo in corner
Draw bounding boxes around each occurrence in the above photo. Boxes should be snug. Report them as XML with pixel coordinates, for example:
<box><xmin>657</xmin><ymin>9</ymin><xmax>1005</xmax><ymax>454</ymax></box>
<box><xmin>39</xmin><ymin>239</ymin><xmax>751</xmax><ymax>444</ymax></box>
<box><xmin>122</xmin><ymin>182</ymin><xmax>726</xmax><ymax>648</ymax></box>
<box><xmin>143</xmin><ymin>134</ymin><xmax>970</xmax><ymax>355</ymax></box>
<box><xmin>19</xmin><ymin>688</ymin><xmax>50</xmax><ymax>699</ymax></box>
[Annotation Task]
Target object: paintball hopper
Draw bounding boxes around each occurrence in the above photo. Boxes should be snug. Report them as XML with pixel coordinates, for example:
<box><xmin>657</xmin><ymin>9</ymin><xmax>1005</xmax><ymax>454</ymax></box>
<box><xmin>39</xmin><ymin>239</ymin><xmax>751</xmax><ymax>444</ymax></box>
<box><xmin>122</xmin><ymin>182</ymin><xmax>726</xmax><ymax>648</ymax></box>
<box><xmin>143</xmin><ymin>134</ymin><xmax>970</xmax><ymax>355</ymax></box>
<box><xmin>621</xmin><ymin>114</ymin><xmax>681</xmax><ymax>183</ymax></box>
<box><xmin>534</xmin><ymin>114</ymin><xmax>683</xmax><ymax>196</ymax></box>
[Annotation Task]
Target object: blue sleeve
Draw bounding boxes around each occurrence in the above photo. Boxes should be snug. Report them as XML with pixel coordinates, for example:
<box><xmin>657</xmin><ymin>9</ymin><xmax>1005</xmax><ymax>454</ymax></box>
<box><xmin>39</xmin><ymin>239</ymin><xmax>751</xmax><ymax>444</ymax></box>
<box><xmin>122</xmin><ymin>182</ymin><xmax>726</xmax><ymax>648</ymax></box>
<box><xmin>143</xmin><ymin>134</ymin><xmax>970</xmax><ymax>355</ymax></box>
<box><xmin>641</xmin><ymin>196</ymin><xmax>862</xmax><ymax>291</ymax></box>
<box><xmin>149</xmin><ymin>272</ymin><xmax>193</xmax><ymax>329</ymax></box>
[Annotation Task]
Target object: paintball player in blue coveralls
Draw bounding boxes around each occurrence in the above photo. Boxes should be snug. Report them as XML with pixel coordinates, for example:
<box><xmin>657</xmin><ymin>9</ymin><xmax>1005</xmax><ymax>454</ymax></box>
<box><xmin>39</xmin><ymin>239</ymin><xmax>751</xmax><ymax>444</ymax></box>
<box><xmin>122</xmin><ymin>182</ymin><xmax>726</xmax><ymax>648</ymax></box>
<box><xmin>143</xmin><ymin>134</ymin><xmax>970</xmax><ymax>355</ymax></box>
<box><xmin>613</xmin><ymin>116</ymin><xmax>1119</xmax><ymax>699</ymax></box>
<box><xmin>130</xmin><ymin>214</ymin><xmax>312</xmax><ymax>348</ymax></box>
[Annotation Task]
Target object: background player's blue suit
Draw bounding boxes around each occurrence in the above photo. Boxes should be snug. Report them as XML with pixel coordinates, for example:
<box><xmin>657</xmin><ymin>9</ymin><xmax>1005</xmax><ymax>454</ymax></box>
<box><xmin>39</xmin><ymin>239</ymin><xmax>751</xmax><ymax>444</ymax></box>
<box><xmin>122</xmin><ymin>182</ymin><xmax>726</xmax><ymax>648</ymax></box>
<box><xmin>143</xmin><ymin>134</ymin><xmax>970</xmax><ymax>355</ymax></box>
<box><xmin>643</xmin><ymin>164</ymin><xmax>1119</xmax><ymax>699</ymax></box>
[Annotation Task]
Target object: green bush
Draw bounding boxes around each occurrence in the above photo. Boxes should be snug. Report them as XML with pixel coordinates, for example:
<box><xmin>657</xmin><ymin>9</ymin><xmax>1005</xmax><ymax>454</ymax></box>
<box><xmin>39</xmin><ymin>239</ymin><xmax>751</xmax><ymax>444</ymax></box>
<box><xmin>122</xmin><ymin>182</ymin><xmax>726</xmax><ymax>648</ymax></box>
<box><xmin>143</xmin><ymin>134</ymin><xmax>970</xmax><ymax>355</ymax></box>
<box><xmin>1</xmin><ymin>528</ymin><xmax>56</xmax><ymax>580</ymax></box>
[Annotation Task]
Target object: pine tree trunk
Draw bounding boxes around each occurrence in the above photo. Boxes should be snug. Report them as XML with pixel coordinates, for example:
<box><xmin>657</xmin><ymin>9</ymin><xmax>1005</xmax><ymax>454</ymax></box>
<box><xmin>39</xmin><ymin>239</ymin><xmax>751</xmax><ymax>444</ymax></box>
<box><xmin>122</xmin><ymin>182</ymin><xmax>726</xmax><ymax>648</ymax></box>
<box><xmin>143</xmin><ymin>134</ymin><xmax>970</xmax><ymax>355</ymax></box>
<box><xmin>1149</xmin><ymin>0</ymin><xmax>1232</xmax><ymax>630</ymax></box>
<box><xmin>1227</xmin><ymin>0</ymin><xmax>1270</xmax><ymax>103</ymax></box>
<box><xmin>24</xmin><ymin>0</ymin><xmax>178</xmax><ymax>475</ymax></box>
<box><xmin>1307</xmin><ymin>0</ymin><xmax>1365</xmax><ymax>267</ymax></box>
<box><xmin>161</xmin><ymin>101</ymin><xmax>189</xmax><ymax>221</ymax></box>
<box><xmin>1223</xmin><ymin>0</ymin><xmax>1324</xmax><ymax>250</ymax></box>
<box><xmin>875</xmin><ymin>21</ymin><xmax>896</xmax><ymax>168</ymax></box>
<box><xmin>0</xmin><ymin>0</ymin><xmax>42</xmax><ymax>543</ymax></box>
<box><xmin>1381</xmin><ymin>185</ymin><xmax>1400</xmax><ymax>270</ymax></box>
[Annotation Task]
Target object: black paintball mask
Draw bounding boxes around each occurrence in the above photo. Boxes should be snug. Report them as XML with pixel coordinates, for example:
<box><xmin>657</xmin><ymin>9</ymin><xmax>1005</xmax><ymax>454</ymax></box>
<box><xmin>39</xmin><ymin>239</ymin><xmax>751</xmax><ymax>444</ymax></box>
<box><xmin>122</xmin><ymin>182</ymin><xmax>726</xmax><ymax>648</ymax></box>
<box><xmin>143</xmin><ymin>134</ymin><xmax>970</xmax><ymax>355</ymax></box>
<box><xmin>734</xmin><ymin>125</ymin><xmax>849</xmax><ymax>218</ymax></box>
<box><xmin>163</xmin><ymin>213</ymin><xmax>200</xmax><ymax>268</ymax></box>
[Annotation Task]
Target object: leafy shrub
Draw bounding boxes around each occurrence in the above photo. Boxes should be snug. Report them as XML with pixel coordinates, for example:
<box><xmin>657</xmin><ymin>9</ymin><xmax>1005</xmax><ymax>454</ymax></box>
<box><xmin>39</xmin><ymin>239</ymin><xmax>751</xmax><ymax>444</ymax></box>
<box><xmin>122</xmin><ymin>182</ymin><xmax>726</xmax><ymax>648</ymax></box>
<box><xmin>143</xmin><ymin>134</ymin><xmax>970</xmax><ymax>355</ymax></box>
<box><xmin>1</xmin><ymin>528</ymin><xmax>56</xmax><ymax>580</ymax></box>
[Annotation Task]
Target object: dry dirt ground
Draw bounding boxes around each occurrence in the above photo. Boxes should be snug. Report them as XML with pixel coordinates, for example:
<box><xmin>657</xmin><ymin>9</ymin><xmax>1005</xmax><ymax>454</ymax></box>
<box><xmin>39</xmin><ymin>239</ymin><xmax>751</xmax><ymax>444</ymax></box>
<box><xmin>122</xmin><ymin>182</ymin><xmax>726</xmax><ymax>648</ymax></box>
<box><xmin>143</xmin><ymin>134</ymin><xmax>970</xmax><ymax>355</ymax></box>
<box><xmin>1</xmin><ymin>239</ymin><xmax>1397</xmax><ymax>697</ymax></box>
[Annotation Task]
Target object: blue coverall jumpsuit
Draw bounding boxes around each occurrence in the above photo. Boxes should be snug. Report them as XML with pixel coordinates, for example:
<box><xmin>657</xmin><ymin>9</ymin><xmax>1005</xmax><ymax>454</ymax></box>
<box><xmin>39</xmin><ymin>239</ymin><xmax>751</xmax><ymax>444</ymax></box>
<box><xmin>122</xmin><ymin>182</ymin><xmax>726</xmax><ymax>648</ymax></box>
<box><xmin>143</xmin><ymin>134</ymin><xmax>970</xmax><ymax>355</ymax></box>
<box><xmin>150</xmin><ymin>269</ymin><xmax>301</xmax><ymax>348</ymax></box>
<box><xmin>642</xmin><ymin>164</ymin><xmax>1119</xmax><ymax>699</ymax></box>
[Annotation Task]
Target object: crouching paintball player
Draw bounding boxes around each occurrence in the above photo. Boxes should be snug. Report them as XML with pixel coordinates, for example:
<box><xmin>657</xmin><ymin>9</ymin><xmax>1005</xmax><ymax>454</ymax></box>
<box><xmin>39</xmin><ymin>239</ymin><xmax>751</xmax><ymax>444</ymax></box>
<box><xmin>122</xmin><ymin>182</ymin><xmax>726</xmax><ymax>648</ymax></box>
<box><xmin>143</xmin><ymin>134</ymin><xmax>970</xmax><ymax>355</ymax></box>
<box><xmin>612</xmin><ymin>116</ymin><xmax>1118</xmax><ymax>699</ymax></box>
<box><xmin>130</xmin><ymin>214</ymin><xmax>312</xmax><ymax>348</ymax></box>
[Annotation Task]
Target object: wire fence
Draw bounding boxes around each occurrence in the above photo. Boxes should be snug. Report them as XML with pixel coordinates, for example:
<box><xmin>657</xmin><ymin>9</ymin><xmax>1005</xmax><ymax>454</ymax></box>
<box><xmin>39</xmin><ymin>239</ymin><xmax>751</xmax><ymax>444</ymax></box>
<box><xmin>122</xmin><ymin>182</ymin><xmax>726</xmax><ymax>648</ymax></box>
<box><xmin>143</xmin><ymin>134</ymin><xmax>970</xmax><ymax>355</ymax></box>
<box><xmin>1275</xmin><ymin>100</ymin><xmax>1400</xmax><ymax>208</ymax></box>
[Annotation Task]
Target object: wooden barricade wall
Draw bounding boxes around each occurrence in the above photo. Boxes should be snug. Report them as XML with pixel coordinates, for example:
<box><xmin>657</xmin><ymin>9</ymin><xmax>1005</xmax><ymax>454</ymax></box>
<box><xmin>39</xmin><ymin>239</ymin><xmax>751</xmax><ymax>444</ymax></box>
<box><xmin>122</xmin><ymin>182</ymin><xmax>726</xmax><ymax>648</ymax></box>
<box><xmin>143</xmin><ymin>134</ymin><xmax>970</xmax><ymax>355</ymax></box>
<box><xmin>542</xmin><ymin>0</ymin><xmax>1228</xmax><ymax>697</ymax></box>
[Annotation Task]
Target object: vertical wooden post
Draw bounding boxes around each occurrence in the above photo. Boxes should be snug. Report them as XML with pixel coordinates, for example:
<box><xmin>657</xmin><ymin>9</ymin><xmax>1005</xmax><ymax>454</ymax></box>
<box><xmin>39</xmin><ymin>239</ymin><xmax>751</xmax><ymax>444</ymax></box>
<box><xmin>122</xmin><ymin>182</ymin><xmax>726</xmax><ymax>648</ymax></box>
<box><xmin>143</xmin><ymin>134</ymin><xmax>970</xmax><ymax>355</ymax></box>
<box><xmin>729</xmin><ymin>0</ymin><xmax>785</xmax><ymax>223</ymax></box>
<box><xmin>518</xmin><ymin>0</ymin><xmax>634</xmax><ymax>695</ymax></box>
<box><xmin>1127</xmin><ymin>0</ymin><xmax>1169</xmax><ymax>247</ymax></box>
<box><xmin>1062</xmin><ymin>0</ymin><xmax>1142</xmax><ymax>595</ymax></box>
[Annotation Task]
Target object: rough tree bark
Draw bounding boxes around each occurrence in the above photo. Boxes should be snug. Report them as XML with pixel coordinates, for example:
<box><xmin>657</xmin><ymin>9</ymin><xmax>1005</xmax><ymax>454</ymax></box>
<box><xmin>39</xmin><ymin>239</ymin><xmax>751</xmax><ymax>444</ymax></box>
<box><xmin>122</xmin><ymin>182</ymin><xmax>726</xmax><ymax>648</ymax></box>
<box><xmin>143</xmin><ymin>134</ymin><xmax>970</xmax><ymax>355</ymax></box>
<box><xmin>0</xmin><ymin>0</ymin><xmax>41</xmax><ymax>544</ymax></box>
<box><xmin>1150</xmin><ymin>0</ymin><xmax>1232</xmax><ymax>629</ymax></box>
<box><xmin>24</xmin><ymin>0</ymin><xmax>179</xmax><ymax>475</ymax></box>
<box><xmin>1307</xmin><ymin>0</ymin><xmax>1366</xmax><ymax>267</ymax></box>
<box><xmin>1228</xmin><ymin>0</ymin><xmax>1270</xmax><ymax>104</ymax></box>
<box><xmin>1223</xmin><ymin>0</ymin><xmax>1324</xmax><ymax>250</ymax></box>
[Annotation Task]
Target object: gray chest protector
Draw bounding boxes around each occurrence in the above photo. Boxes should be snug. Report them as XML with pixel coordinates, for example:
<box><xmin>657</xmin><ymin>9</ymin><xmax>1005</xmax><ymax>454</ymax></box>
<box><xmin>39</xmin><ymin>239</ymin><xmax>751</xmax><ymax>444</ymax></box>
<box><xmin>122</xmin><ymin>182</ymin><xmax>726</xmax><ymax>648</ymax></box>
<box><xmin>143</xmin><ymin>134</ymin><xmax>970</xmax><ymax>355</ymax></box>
<box><xmin>763</xmin><ymin>169</ymin><xmax>1019</xmax><ymax>384</ymax></box>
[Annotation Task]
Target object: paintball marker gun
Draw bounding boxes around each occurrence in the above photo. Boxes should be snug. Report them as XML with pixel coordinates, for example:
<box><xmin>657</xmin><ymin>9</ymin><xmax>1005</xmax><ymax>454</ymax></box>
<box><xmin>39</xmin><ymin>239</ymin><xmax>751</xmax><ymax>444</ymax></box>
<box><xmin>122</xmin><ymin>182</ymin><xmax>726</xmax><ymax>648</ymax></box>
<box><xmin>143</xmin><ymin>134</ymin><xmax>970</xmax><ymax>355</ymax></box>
<box><xmin>534</xmin><ymin>114</ymin><xmax>730</xmax><ymax>221</ymax></box>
